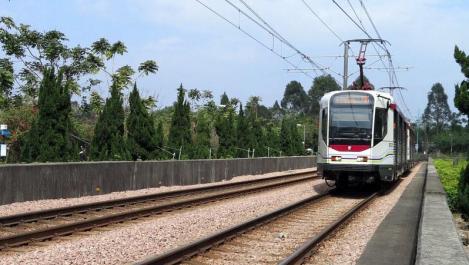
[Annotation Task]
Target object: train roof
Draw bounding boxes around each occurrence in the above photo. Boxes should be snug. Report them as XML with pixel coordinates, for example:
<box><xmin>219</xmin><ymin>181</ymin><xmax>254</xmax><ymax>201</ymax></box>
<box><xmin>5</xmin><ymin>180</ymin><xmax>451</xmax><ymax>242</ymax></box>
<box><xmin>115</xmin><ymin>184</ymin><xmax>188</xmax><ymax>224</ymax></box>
<box><xmin>320</xmin><ymin>89</ymin><xmax>412</xmax><ymax>124</ymax></box>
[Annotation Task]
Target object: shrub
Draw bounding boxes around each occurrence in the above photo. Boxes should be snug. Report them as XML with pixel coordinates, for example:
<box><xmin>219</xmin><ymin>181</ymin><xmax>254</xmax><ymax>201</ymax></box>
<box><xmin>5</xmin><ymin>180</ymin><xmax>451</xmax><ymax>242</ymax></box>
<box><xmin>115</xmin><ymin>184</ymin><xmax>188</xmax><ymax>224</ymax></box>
<box><xmin>434</xmin><ymin>159</ymin><xmax>467</xmax><ymax>211</ymax></box>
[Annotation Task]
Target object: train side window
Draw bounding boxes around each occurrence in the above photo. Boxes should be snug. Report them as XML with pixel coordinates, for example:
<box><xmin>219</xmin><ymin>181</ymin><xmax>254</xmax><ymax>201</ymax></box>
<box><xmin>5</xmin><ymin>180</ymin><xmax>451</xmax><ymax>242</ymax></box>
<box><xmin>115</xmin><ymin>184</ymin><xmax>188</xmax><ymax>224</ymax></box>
<box><xmin>373</xmin><ymin>108</ymin><xmax>388</xmax><ymax>146</ymax></box>
<box><xmin>321</xmin><ymin>108</ymin><xmax>328</xmax><ymax>143</ymax></box>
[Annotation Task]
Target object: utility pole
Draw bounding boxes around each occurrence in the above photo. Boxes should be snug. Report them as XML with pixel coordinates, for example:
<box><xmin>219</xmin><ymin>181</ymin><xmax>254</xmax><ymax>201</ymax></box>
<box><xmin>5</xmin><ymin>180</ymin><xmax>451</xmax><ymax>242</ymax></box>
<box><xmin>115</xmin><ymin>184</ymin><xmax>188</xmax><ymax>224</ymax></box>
<box><xmin>343</xmin><ymin>41</ymin><xmax>349</xmax><ymax>90</ymax></box>
<box><xmin>342</xmin><ymin>39</ymin><xmax>388</xmax><ymax>90</ymax></box>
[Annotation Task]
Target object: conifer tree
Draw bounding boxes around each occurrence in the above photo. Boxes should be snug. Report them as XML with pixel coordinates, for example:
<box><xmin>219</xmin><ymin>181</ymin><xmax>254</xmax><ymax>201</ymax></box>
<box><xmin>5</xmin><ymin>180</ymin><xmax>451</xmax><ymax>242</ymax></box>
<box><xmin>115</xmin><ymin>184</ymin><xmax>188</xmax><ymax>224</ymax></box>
<box><xmin>220</xmin><ymin>92</ymin><xmax>230</xmax><ymax>105</ymax></box>
<box><xmin>21</xmin><ymin>68</ymin><xmax>77</xmax><ymax>162</ymax></box>
<box><xmin>168</xmin><ymin>84</ymin><xmax>192</xmax><ymax>157</ymax></box>
<box><xmin>215</xmin><ymin>108</ymin><xmax>236</xmax><ymax>158</ymax></box>
<box><xmin>422</xmin><ymin>83</ymin><xmax>453</xmax><ymax>133</ymax></box>
<box><xmin>249</xmin><ymin>116</ymin><xmax>266</xmax><ymax>157</ymax></box>
<box><xmin>280</xmin><ymin>118</ymin><xmax>292</xmax><ymax>155</ymax></box>
<box><xmin>265</xmin><ymin>124</ymin><xmax>280</xmax><ymax>156</ymax></box>
<box><xmin>454</xmin><ymin>46</ymin><xmax>469</xmax><ymax>217</ymax></box>
<box><xmin>192</xmin><ymin>112</ymin><xmax>211</xmax><ymax>159</ymax></box>
<box><xmin>236</xmin><ymin>104</ymin><xmax>250</xmax><ymax>157</ymax></box>
<box><xmin>90</xmin><ymin>83</ymin><xmax>129</xmax><ymax>160</ymax></box>
<box><xmin>126</xmin><ymin>83</ymin><xmax>157</xmax><ymax>160</ymax></box>
<box><xmin>154</xmin><ymin>121</ymin><xmax>165</xmax><ymax>158</ymax></box>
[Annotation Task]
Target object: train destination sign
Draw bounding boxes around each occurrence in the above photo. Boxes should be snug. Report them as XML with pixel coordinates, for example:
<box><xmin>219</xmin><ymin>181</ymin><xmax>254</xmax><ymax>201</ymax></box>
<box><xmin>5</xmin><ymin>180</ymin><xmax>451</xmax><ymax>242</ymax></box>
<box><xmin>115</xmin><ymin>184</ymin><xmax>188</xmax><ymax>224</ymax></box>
<box><xmin>333</xmin><ymin>93</ymin><xmax>372</xmax><ymax>105</ymax></box>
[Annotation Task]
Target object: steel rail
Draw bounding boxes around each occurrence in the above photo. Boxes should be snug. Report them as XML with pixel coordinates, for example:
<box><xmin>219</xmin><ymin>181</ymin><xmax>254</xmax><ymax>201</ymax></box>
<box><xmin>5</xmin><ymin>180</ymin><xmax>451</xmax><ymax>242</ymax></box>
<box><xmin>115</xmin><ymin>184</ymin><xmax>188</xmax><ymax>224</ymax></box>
<box><xmin>279</xmin><ymin>192</ymin><xmax>378</xmax><ymax>265</ymax></box>
<box><xmin>0</xmin><ymin>169</ymin><xmax>316</xmax><ymax>227</ymax></box>
<box><xmin>0</xmin><ymin>172</ymin><xmax>316</xmax><ymax>250</ymax></box>
<box><xmin>133</xmin><ymin>193</ymin><xmax>329</xmax><ymax>265</ymax></box>
<box><xmin>134</xmin><ymin>192</ymin><xmax>377</xmax><ymax>265</ymax></box>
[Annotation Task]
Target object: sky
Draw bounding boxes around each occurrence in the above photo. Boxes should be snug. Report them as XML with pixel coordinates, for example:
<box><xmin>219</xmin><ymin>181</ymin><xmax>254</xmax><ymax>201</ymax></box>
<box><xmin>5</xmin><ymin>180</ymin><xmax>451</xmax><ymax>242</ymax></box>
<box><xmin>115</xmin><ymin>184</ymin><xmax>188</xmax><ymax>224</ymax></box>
<box><xmin>1</xmin><ymin>0</ymin><xmax>469</xmax><ymax>121</ymax></box>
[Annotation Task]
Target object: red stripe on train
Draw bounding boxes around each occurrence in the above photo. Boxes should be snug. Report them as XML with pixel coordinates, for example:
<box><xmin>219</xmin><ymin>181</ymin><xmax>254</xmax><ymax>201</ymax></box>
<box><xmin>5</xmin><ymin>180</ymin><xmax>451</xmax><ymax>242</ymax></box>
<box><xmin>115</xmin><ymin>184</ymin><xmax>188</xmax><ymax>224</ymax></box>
<box><xmin>329</xmin><ymin>144</ymin><xmax>370</xmax><ymax>152</ymax></box>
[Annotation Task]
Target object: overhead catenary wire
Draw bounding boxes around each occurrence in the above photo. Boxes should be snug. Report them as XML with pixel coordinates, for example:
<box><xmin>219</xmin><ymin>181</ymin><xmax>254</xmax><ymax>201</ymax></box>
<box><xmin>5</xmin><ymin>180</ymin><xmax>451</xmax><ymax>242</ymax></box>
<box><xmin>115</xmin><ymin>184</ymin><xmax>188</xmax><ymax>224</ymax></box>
<box><xmin>194</xmin><ymin>0</ymin><xmax>314</xmax><ymax>79</ymax></box>
<box><xmin>343</xmin><ymin>0</ymin><xmax>392</xmax><ymax>84</ymax></box>
<box><xmin>332</xmin><ymin>0</ymin><xmax>413</xmax><ymax>119</ymax></box>
<box><xmin>301</xmin><ymin>0</ymin><xmax>357</xmax><ymax>61</ymax></box>
<box><xmin>332</xmin><ymin>0</ymin><xmax>390</xmax><ymax>79</ymax></box>
<box><xmin>234</xmin><ymin>0</ymin><xmax>330</xmax><ymax>76</ymax></box>
<box><xmin>302</xmin><ymin>0</ymin><xmax>343</xmax><ymax>43</ymax></box>
<box><xmin>358</xmin><ymin>0</ymin><xmax>413</xmax><ymax>119</ymax></box>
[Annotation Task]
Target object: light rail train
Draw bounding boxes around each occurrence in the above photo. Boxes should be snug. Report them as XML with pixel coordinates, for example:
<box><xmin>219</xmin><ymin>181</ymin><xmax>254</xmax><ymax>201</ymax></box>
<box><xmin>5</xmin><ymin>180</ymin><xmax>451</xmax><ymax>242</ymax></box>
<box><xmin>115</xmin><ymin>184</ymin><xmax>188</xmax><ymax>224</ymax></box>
<box><xmin>317</xmin><ymin>90</ymin><xmax>416</xmax><ymax>188</ymax></box>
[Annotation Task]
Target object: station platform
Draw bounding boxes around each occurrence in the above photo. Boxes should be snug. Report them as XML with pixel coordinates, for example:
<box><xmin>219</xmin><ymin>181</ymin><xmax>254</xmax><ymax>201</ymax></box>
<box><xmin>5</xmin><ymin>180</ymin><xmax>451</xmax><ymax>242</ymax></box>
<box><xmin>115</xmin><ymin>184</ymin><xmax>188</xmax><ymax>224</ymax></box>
<box><xmin>357</xmin><ymin>160</ymin><xmax>469</xmax><ymax>265</ymax></box>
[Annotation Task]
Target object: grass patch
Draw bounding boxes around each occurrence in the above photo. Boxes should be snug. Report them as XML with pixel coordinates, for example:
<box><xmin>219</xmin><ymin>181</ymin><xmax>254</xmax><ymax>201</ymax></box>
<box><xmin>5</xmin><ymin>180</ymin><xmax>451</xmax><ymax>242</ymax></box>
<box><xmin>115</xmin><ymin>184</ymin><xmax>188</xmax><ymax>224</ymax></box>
<box><xmin>434</xmin><ymin>159</ymin><xmax>467</xmax><ymax>210</ymax></box>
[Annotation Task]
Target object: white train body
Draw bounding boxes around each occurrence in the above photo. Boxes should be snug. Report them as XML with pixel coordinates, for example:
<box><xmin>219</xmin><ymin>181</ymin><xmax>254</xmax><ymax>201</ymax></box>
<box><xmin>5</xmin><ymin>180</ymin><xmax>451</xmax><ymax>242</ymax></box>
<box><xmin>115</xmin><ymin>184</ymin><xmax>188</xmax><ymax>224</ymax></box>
<box><xmin>317</xmin><ymin>90</ymin><xmax>415</xmax><ymax>186</ymax></box>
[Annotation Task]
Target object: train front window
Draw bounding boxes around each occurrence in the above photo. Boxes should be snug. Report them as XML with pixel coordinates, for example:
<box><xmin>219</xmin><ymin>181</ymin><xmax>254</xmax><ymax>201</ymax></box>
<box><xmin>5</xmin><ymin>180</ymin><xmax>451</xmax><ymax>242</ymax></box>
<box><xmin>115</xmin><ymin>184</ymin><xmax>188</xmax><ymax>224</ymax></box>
<box><xmin>329</xmin><ymin>93</ymin><xmax>374</xmax><ymax>145</ymax></box>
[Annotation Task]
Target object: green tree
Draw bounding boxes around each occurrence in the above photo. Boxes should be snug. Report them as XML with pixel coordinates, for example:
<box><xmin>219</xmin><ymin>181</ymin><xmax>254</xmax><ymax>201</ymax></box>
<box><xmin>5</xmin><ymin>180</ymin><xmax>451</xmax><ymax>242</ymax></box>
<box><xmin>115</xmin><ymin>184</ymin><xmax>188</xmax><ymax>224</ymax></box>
<box><xmin>192</xmin><ymin>112</ymin><xmax>211</xmax><ymax>159</ymax></box>
<box><xmin>249</xmin><ymin>116</ymin><xmax>266</xmax><ymax>157</ymax></box>
<box><xmin>0</xmin><ymin>17</ymin><xmax>106</xmax><ymax>99</ymax></box>
<box><xmin>279</xmin><ymin>118</ymin><xmax>303</xmax><ymax>156</ymax></box>
<box><xmin>215</xmin><ymin>107</ymin><xmax>236</xmax><ymax>158</ymax></box>
<box><xmin>454</xmin><ymin>46</ymin><xmax>469</xmax><ymax>116</ymax></box>
<box><xmin>153</xmin><ymin>121</ymin><xmax>165</xmax><ymax>159</ymax></box>
<box><xmin>90</xmin><ymin>83</ymin><xmax>129</xmax><ymax>160</ymax></box>
<box><xmin>90</xmin><ymin>91</ymin><xmax>104</xmax><ymax>114</ymax></box>
<box><xmin>0</xmin><ymin>58</ymin><xmax>14</xmax><ymax>109</ymax></box>
<box><xmin>280</xmin><ymin>118</ymin><xmax>292</xmax><ymax>155</ymax></box>
<box><xmin>236</xmin><ymin>104</ymin><xmax>250</xmax><ymax>157</ymax></box>
<box><xmin>290</xmin><ymin>120</ymin><xmax>304</xmax><ymax>155</ymax></box>
<box><xmin>126</xmin><ymin>83</ymin><xmax>158</xmax><ymax>160</ymax></box>
<box><xmin>265</xmin><ymin>123</ymin><xmax>280</xmax><ymax>156</ymax></box>
<box><xmin>308</xmin><ymin>74</ymin><xmax>340</xmax><ymax>115</ymax></box>
<box><xmin>168</xmin><ymin>84</ymin><xmax>192</xmax><ymax>157</ymax></box>
<box><xmin>271</xmin><ymin>100</ymin><xmax>284</xmax><ymax>120</ymax></box>
<box><xmin>422</xmin><ymin>83</ymin><xmax>453</xmax><ymax>133</ymax></box>
<box><xmin>281</xmin><ymin>81</ymin><xmax>309</xmax><ymax>114</ymax></box>
<box><xmin>454</xmin><ymin>46</ymin><xmax>469</xmax><ymax>217</ymax></box>
<box><xmin>220</xmin><ymin>92</ymin><xmax>230</xmax><ymax>105</ymax></box>
<box><xmin>21</xmin><ymin>68</ymin><xmax>77</xmax><ymax>162</ymax></box>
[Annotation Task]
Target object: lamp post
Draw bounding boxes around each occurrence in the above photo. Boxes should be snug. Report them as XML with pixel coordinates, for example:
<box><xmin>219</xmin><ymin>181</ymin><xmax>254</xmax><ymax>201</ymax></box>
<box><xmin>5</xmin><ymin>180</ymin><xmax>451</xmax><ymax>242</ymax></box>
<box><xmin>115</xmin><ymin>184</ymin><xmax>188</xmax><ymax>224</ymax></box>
<box><xmin>297</xmin><ymin>123</ymin><xmax>306</xmax><ymax>150</ymax></box>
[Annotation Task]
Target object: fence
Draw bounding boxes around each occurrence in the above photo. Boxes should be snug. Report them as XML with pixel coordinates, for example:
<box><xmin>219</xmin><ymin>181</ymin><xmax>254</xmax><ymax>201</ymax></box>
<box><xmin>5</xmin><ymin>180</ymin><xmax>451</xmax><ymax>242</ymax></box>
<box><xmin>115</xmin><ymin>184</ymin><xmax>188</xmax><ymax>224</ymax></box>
<box><xmin>0</xmin><ymin>156</ymin><xmax>315</xmax><ymax>205</ymax></box>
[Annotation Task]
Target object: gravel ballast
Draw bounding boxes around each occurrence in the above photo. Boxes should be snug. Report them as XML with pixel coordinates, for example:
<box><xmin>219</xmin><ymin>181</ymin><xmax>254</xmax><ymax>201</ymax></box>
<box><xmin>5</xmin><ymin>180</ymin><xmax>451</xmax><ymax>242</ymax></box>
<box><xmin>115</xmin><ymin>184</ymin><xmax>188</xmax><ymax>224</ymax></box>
<box><xmin>0</xmin><ymin>174</ymin><xmax>327</xmax><ymax>264</ymax></box>
<box><xmin>0</xmin><ymin>168</ymin><xmax>314</xmax><ymax>217</ymax></box>
<box><xmin>305</xmin><ymin>163</ymin><xmax>423</xmax><ymax>265</ymax></box>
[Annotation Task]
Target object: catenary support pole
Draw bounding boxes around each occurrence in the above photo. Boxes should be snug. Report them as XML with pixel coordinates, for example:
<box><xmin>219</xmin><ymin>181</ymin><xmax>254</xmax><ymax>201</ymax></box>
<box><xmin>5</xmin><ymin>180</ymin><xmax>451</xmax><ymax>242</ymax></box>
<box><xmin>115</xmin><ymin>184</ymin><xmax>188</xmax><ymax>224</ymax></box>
<box><xmin>343</xmin><ymin>41</ymin><xmax>349</xmax><ymax>90</ymax></box>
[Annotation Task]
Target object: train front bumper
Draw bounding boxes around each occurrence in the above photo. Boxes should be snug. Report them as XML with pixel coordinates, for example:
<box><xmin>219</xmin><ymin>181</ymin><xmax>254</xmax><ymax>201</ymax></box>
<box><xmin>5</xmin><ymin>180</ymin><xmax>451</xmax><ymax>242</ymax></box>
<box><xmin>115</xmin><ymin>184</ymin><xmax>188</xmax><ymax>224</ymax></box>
<box><xmin>318</xmin><ymin>163</ymin><xmax>395</xmax><ymax>182</ymax></box>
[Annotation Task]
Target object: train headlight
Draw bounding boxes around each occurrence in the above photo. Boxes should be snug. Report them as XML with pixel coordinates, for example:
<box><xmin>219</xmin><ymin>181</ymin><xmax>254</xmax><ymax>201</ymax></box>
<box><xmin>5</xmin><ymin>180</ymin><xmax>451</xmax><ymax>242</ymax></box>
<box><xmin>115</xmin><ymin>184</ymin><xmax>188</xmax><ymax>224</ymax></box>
<box><xmin>356</xmin><ymin>156</ymin><xmax>368</xmax><ymax>162</ymax></box>
<box><xmin>331</xmin><ymin>156</ymin><xmax>342</xmax><ymax>161</ymax></box>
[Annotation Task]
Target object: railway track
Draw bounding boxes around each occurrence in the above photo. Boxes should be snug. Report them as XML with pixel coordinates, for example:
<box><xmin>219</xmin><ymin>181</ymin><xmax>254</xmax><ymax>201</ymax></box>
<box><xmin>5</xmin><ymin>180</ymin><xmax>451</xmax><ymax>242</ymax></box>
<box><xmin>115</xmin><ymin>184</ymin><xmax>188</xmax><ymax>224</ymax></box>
<box><xmin>0</xmin><ymin>170</ymin><xmax>316</xmax><ymax>250</ymax></box>
<box><xmin>134</xmin><ymin>191</ymin><xmax>377</xmax><ymax>265</ymax></box>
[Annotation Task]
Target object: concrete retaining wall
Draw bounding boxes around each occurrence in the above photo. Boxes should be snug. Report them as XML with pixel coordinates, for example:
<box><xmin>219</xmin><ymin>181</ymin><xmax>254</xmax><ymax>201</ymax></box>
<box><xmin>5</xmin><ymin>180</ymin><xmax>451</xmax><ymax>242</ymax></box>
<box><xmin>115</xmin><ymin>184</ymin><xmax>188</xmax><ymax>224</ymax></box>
<box><xmin>0</xmin><ymin>156</ymin><xmax>315</xmax><ymax>205</ymax></box>
<box><xmin>415</xmin><ymin>159</ymin><xmax>469</xmax><ymax>265</ymax></box>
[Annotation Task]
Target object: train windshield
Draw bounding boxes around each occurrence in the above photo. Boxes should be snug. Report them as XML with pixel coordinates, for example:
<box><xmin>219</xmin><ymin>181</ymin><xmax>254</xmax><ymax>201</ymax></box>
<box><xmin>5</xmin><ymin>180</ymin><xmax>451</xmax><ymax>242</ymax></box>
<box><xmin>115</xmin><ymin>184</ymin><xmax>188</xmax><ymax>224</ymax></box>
<box><xmin>329</xmin><ymin>92</ymin><xmax>374</xmax><ymax>145</ymax></box>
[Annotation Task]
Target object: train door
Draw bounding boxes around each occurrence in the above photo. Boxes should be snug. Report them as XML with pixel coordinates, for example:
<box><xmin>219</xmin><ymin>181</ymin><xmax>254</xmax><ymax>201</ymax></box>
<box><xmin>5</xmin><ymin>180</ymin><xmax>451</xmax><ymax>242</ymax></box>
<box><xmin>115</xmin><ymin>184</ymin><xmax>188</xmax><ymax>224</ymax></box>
<box><xmin>318</xmin><ymin>107</ymin><xmax>328</xmax><ymax>165</ymax></box>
